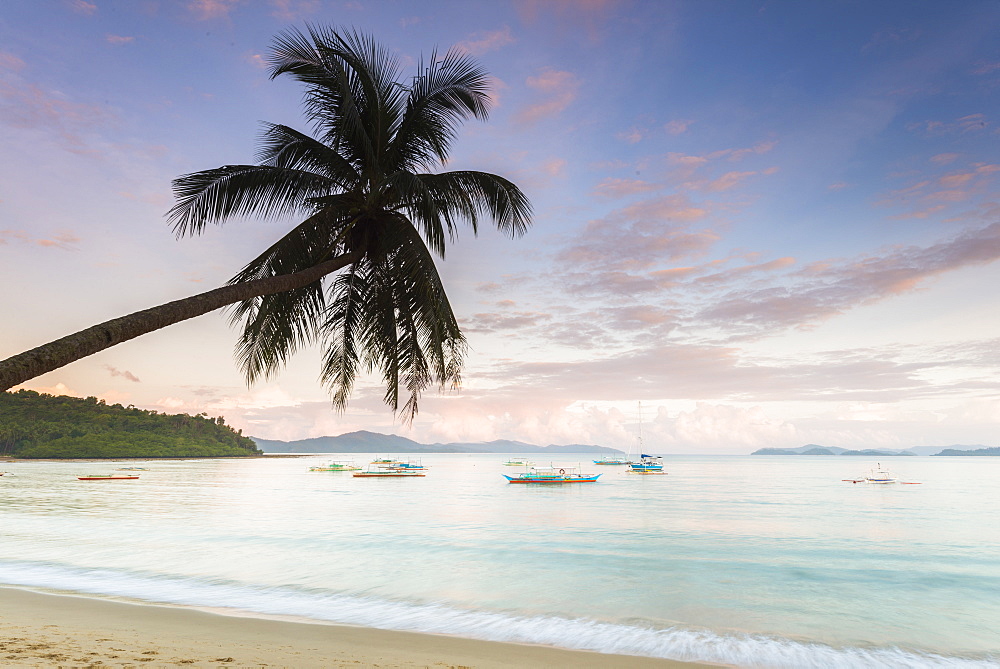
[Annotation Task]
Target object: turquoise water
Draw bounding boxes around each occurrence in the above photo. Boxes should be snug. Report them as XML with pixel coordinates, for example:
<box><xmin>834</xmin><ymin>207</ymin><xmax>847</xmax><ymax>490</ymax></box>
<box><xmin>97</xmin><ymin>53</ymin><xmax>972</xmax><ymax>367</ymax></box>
<box><xmin>1</xmin><ymin>454</ymin><xmax>998</xmax><ymax>667</ymax></box>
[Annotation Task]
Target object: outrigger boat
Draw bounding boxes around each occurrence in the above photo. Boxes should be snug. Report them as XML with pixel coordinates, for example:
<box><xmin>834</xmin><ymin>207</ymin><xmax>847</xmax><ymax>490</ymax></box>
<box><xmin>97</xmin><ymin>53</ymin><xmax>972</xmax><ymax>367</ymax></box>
<box><xmin>503</xmin><ymin>465</ymin><xmax>601</xmax><ymax>484</ymax></box>
<box><xmin>628</xmin><ymin>454</ymin><xmax>666</xmax><ymax>474</ymax></box>
<box><xmin>78</xmin><ymin>474</ymin><xmax>140</xmax><ymax>481</ymax></box>
<box><xmin>593</xmin><ymin>455</ymin><xmax>629</xmax><ymax>465</ymax></box>
<box><xmin>309</xmin><ymin>460</ymin><xmax>362</xmax><ymax>472</ymax></box>
<box><xmin>353</xmin><ymin>466</ymin><xmax>425</xmax><ymax>478</ymax></box>
<box><xmin>843</xmin><ymin>463</ymin><xmax>922</xmax><ymax>484</ymax></box>
<box><xmin>115</xmin><ymin>466</ymin><xmax>149</xmax><ymax>471</ymax></box>
<box><xmin>503</xmin><ymin>457</ymin><xmax>534</xmax><ymax>466</ymax></box>
<box><xmin>387</xmin><ymin>459</ymin><xmax>427</xmax><ymax>471</ymax></box>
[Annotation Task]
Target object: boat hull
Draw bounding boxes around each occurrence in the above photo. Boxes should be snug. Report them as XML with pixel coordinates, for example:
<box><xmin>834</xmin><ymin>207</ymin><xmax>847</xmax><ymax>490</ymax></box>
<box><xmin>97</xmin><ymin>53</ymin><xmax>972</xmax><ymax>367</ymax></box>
<box><xmin>78</xmin><ymin>476</ymin><xmax>139</xmax><ymax>481</ymax></box>
<box><xmin>503</xmin><ymin>474</ymin><xmax>601</xmax><ymax>484</ymax></box>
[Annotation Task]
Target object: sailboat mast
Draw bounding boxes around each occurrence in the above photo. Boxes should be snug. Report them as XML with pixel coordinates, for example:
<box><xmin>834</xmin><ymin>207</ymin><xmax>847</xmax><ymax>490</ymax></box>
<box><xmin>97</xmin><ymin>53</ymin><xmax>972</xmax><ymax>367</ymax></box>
<box><xmin>638</xmin><ymin>401</ymin><xmax>643</xmax><ymax>453</ymax></box>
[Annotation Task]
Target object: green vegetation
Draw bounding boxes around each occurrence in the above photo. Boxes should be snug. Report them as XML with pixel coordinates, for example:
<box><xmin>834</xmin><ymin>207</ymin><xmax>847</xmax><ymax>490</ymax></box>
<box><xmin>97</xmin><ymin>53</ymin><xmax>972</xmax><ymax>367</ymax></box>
<box><xmin>935</xmin><ymin>447</ymin><xmax>1000</xmax><ymax>456</ymax></box>
<box><xmin>0</xmin><ymin>390</ymin><xmax>261</xmax><ymax>458</ymax></box>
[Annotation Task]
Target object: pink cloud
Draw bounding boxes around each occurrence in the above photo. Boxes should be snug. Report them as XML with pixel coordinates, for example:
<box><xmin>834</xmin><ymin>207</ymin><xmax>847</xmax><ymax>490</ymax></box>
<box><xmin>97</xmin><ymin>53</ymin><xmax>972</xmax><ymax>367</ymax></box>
<box><xmin>697</xmin><ymin>223</ymin><xmax>1000</xmax><ymax>333</ymax></box>
<box><xmin>0</xmin><ymin>78</ymin><xmax>114</xmax><ymax>154</ymax></box>
<box><xmin>0</xmin><ymin>52</ymin><xmax>26</xmax><ymax>71</ymax></box>
<box><xmin>616</xmin><ymin>126</ymin><xmax>645</xmax><ymax>144</ymax></box>
<box><xmin>515</xmin><ymin>68</ymin><xmax>579</xmax><ymax>125</ymax></box>
<box><xmin>269</xmin><ymin>0</ymin><xmax>319</xmax><ymax>21</ymax></box>
<box><xmin>908</xmin><ymin>114</ymin><xmax>989</xmax><ymax>135</ymax></box>
<box><xmin>540</xmin><ymin>158</ymin><xmax>567</xmax><ymax>177</ymax></box>
<box><xmin>701</xmin><ymin>170</ymin><xmax>758</xmax><ymax>192</ymax></box>
<box><xmin>464</xmin><ymin>310</ymin><xmax>551</xmax><ymax>334</ymax></box>
<box><xmin>696</xmin><ymin>257</ymin><xmax>796</xmax><ymax>286</ymax></box>
<box><xmin>106</xmin><ymin>365</ymin><xmax>141</xmax><ymax>383</ymax></box>
<box><xmin>930</xmin><ymin>153</ymin><xmax>960</xmax><ymax>165</ymax></box>
<box><xmin>188</xmin><ymin>0</ymin><xmax>241</xmax><ymax>20</ymax></box>
<box><xmin>828</xmin><ymin>182</ymin><xmax>850</xmax><ymax>191</ymax></box>
<box><xmin>514</xmin><ymin>0</ymin><xmax>621</xmax><ymax>42</ymax></box>
<box><xmin>664</xmin><ymin>119</ymin><xmax>694</xmax><ymax>135</ymax></box>
<box><xmin>0</xmin><ymin>230</ymin><xmax>80</xmax><ymax>250</ymax></box>
<box><xmin>971</xmin><ymin>61</ymin><xmax>1000</xmax><ymax>75</ymax></box>
<box><xmin>455</xmin><ymin>26</ymin><xmax>515</xmax><ymax>56</ymax></box>
<box><xmin>728</xmin><ymin>140</ymin><xmax>777</xmax><ymax>161</ymax></box>
<box><xmin>592</xmin><ymin>177</ymin><xmax>661</xmax><ymax>199</ymax></box>
<box><xmin>557</xmin><ymin>194</ymin><xmax>717</xmax><ymax>276</ymax></box>
<box><xmin>878</xmin><ymin>160</ymin><xmax>999</xmax><ymax>218</ymax></box>
<box><xmin>106</xmin><ymin>35</ymin><xmax>134</xmax><ymax>45</ymax></box>
<box><xmin>68</xmin><ymin>0</ymin><xmax>97</xmax><ymax>15</ymax></box>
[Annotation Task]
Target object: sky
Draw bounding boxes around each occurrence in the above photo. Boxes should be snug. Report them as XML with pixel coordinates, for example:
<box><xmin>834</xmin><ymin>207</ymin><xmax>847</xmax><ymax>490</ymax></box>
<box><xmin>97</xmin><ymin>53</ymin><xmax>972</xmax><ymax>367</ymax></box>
<box><xmin>2</xmin><ymin>0</ymin><xmax>1000</xmax><ymax>454</ymax></box>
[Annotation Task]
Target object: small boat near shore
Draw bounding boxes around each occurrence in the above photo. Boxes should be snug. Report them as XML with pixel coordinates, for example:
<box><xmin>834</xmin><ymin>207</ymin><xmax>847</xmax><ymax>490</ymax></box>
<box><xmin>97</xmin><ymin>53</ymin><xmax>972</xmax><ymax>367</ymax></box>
<box><xmin>628</xmin><ymin>454</ymin><xmax>666</xmax><ymax>474</ymax></box>
<box><xmin>309</xmin><ymin>460</ymin><xmax>362</xmax><ymax>472</ymax></box>
<box><xmin>843</xmin><ymin>463</ymin><xmax>922</xmax><ymax>485</ymax></box>
<box><xmin>503</xmin><ymin>457</ymin><xmax>534</xmax><ymax>467</ymax></box>
<box><xmin>593</xmin><ymin>455</ymin><xmax>629</xmax><ymax>465</ymax></box>
<box><xmin>78</xmin><ymin>474</ymin><xmax>140</xmax><ymax>481</ymax></box>
<box><xmin>353</xmin><ymin>467</ymin><xmax>426</xmax><ymax>478</ymax></box>
<box><xmin>503</xmin><ymin>465</ymin><xmax>601</xmax><ymax>484</ymax></box>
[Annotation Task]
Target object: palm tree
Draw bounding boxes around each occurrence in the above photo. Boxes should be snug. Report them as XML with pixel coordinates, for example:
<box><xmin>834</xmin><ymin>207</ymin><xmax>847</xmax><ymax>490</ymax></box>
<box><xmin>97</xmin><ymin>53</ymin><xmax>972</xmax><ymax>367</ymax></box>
<box><xmin>0</xmin><ymin>25</ymin><xmax>531</xmax><ymax>421</ymax></box>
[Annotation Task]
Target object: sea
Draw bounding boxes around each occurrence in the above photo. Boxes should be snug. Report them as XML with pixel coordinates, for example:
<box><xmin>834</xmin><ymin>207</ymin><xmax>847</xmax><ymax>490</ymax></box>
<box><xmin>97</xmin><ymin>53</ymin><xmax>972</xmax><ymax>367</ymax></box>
<box><xmin>1</xmin><ymin>454</ymin><xmax>998</xmax><ymax>668</ymax></box>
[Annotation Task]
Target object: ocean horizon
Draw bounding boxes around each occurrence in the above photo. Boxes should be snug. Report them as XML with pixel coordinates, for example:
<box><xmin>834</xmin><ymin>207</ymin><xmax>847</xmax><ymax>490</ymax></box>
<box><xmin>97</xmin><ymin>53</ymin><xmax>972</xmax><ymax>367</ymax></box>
<box><xmin>2</xmin><ymin>453</ymin><xmax>998</xmax><ymax>668</ymax></box>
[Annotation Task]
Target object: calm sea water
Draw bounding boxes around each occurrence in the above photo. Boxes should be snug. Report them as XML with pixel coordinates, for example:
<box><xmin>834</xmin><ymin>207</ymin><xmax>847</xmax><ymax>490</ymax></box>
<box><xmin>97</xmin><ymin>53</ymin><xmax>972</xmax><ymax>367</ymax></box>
<box><xmin>1</xmin><ymin>454</ymin><xmax>998</xmax><ymax>668</ymax></box>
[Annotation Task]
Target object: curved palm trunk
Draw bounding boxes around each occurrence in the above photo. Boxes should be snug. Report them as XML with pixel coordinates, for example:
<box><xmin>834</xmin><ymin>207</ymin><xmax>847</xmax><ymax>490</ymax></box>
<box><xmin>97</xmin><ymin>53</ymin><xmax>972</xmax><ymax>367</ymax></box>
<box><xmin>0</xmin><ymin>253</ymin><xmax>360</xmax><ymax>391</ymax></box>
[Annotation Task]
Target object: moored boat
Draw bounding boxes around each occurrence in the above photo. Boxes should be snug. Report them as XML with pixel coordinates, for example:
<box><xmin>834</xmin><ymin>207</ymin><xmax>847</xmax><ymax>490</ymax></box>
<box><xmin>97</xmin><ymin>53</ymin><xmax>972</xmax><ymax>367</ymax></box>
<box><xmin>78</xmin><ymin>474</ymin><xmax>140</xmax><ymax>481</ymax></box>
<box><xmin>625</xmin><ymin>403</ymin><xmax>666</xmax><ymax>474</ymax></box>
<box><xmin>503</xmin><ymin>465</ymin><xmax>601</xmax><ymax>484</ymax></box>
<box><xmin>593</xmin><ymin>455</ymin><xmax>629</xmax><ymax>465</ymax></box>
<box><xmin>309</xmin><ymin>460</ymin><xmax>362</xmax><ymax>472</ymax></box>
<box><xmin>353</xmin><ymin>467</ymin><xmax>426</xmax><ymax>478</ymax></box>
<box><xmin>503</xmin><ymin>457</ymin><xmax>534</xmax><ymax>466</ymax></box>
<box><xmin>628</xmin><ymin>454</ymin><xmax>666</xmax><ymax>474</ymax></box>
<box><xmin>843</xmin><ymin>463</ymin><xmax>916</xmax><ymax>484</ymax></box>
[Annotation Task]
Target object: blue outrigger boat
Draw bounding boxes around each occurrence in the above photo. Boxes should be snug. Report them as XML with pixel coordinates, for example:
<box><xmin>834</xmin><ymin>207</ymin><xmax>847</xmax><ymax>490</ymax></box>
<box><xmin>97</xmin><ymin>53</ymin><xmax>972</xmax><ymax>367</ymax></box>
<box><xmin>593</xmin><ymin>455</ymin><xmax>629</xmax><ymax>465</ymax></box>
<box><xmin>503</xmin><ymin>465</ymin><xmax>601</xmax><ymax>484</ymax></box>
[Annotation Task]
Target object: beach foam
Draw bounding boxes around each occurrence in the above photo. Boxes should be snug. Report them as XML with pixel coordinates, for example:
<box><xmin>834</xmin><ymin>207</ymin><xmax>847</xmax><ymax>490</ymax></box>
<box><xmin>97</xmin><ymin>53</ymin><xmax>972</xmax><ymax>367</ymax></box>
<box><xmin>1</xmin><ymin>560</ymin><xmax>995</xmax><ymax>669</ymax></box>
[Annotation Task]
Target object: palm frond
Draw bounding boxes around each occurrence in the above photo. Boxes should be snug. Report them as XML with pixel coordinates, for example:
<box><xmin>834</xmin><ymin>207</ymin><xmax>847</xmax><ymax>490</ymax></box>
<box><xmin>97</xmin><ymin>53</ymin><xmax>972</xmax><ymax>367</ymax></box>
<box><xmin>255</xmin><ymin>122</ymin><xmax>361</xmax><ymax>188</ymax></box>
<box><xmin>400</xmin><ymin>170</ymin><xmax>532</xmax><ymax>250</ymax></box>
<box><xmin>168</xmin><ymin>165</ymin><xmax>333</xmax><ymax>237</ymax></box>
<box><xmin>320</xmin><ymin>265</ymin><xmax>369</xmax><ymax>411</ymax></box>
<box><xmin>388</xmin><ymin>47</ymin><xmax>492</xmax><ymax>172</ymax></box>
<box><xmin>233</xmin><ymin>283</ymin><xmax>326</xmax><ymax>384</ymax></box>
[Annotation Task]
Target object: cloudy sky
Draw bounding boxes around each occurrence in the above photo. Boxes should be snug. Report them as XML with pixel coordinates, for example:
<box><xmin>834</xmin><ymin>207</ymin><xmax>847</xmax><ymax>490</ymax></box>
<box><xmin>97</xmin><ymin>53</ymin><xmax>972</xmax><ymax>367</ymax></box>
<box><xmin>3</xmin><ymin>0</ymin><xmax>1000</xmax><ymax>453</ymax></box>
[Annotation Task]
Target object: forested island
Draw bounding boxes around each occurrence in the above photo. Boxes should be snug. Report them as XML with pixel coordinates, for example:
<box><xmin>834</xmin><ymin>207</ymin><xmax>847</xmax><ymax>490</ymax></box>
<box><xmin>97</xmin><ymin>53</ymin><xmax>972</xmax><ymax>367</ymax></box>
<box><xmin>752</xmin><ymin>444</ymin><xmax>997</xmax><ymax>456</ymax></box>
<box><xmin>252</xmin><ymin>430</ymin><xmax>623</xmax><ymax>455</ymax></box>
<box><xmin>0</xmin><ymin>390</ymin><xmax>261</xmax><ymax>458</ymax></box>
<box><xmin>934</xmin><ymin>447</ymin><xmax>1000</xmax><ymax>456</ymax></box>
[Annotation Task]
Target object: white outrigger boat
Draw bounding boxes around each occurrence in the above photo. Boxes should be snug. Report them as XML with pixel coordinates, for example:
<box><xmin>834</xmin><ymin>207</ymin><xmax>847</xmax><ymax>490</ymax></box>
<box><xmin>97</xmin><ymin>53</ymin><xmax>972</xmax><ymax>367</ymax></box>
<box><xmin>843</xmin><ymin>463</ymin><xmax>921</xmax><ymax>485</ymax></box>
<box><xmin>309</xmin><ymin>460</ymin><xmax>362</xmax><ymax>472</ymax></box>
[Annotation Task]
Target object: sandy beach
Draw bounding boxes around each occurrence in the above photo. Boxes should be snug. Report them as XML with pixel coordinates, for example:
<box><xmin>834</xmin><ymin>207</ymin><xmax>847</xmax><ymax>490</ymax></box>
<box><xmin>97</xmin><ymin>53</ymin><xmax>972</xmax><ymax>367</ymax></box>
<box><xmin>0</xmin><ymin>587</ymin><xmax>712</xmax><ymax>668</ymax></box>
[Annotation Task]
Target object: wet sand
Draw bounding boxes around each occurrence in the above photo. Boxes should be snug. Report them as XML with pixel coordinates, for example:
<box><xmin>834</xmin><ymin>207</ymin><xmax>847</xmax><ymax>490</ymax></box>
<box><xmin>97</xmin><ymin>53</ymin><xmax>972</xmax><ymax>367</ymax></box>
<box><xmin>0</xmin><ymin>587</ymin><xmax>714</xmax><ymax>668</ymax></box>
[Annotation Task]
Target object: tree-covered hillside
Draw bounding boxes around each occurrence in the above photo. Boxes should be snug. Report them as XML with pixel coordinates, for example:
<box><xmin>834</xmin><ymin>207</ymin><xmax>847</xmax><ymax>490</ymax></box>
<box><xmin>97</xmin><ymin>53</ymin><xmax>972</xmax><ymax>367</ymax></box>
<box><xmin>0</xmin><ymin>390</ymin><xmax>261</xmax><ymax>458</ymax></box>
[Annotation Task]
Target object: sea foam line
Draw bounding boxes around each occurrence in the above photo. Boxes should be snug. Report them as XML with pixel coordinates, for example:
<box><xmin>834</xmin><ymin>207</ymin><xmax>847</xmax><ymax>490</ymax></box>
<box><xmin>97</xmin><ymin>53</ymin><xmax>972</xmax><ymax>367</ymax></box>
<box><xmin>0</xmin><ymin>560</ymin><xmax>996</xmax><ymax>669</ymax></box>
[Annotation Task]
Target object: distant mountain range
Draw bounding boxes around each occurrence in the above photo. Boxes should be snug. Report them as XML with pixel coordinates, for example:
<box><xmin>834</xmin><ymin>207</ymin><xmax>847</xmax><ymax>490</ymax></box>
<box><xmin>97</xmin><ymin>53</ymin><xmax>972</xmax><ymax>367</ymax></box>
<box><xmin>251</xmin><ymin>430</ymin><xmax>624</xmax><ymax>455</ymax></box>
<box><xmin>751</xmin><ymin>444</ymin><xmax>996</xmax><ymax>456</ymax></box>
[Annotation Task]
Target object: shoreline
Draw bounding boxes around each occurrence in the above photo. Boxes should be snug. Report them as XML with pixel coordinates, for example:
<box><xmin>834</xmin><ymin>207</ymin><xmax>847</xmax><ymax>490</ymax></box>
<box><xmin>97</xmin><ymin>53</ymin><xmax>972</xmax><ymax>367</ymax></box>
<box><xmin>0</xmin><ymin>586</ymin><xmax>717</xmax><ymax>668</ymax></box>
